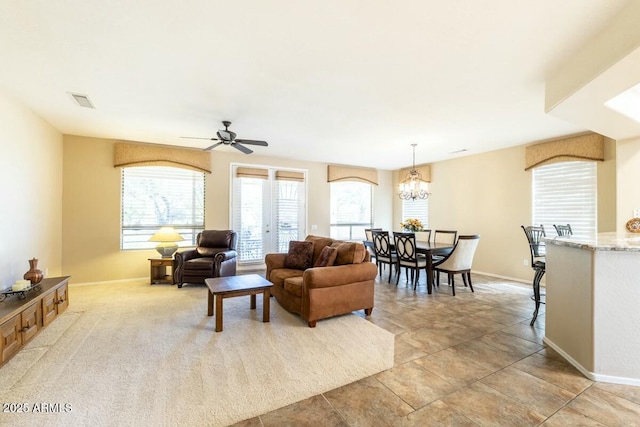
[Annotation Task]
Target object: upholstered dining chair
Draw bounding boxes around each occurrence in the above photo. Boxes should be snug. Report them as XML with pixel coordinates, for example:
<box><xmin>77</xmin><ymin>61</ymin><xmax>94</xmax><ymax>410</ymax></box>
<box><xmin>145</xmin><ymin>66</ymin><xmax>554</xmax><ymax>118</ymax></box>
<box><xmin>416</xmin><ymin>229</ymin><xmax>432</xmax><ymax>243</ymax></box>
<box><xmin>521</xmin><ymin>225</ymin><xmax>546</xmax><ymax>325</ymax></box>
<box><xmin>433</xmin><ymin>230</ymin><xmax>458</xmax><ymax>245</ymax></box>
<box><xmin>433</xmin><ymin>234</ymin><xmax>480</xmax><ymax>296</ymax></box>
<box><xmin>364</xmin><ymin>228</ymin><xmax>382</xmax><ymax>262</ymax></box>
<box><xmin>553</xmin><ymin>224</ymin><xmax>572</xmax><ymax>236</ymax></box>
<box><xmin>371</xmin><ymin>230</ymin><xmax>398</xmax><ymax>283</ymax></box>
<box><xmin>393</xmin><ymin>232</ymin><xmax>428</xmax><ymax>289</ymax></box>
<box><xmin>431</xmin><ymin>229</ymin><xmax>458</xmax><ymax>269</ymax></box>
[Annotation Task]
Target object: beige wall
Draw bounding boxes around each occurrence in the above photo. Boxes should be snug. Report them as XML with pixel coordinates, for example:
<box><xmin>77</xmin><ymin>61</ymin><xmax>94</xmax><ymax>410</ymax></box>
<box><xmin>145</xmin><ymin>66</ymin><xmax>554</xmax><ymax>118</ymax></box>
<box><xmin>598</xmin><ymin>138</ymin><xmax>617</xmax><ymax>232</ymax></box>
<box><xmin>393</xmin><ymin>140</ymin><xmax>617</xmax><ymax>283</ymax></box>
<box><xmin>0</xmin><ymin>91</ymin><xmax>63</xmax><ymax>286</ymax></box>
<box><xmin>62</xmin><ymin>135</ymin><xmax>394</xmax><ymax>283</ymax></box>
<box><xmin>616</xmin><ymin>136</ymin><xmax>640</xmax><ymax>230</ymax></box>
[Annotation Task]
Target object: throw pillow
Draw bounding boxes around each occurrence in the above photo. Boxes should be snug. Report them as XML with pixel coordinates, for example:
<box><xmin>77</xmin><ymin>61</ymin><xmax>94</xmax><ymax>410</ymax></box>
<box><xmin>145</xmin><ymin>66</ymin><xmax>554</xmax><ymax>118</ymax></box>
<box><xmin>284</xmin><ymin>240</ymin><xmax>314</xmax><ymax>270</ymax></box>
<box><xmin>330</xmin><ymin>241</ymin><xmax>367</xmax><ymax>265</ymax></box>
<box><xmin>313</xmin><ymin>245</ymin><xmax>338</xmax><ymax>267</ymax></box>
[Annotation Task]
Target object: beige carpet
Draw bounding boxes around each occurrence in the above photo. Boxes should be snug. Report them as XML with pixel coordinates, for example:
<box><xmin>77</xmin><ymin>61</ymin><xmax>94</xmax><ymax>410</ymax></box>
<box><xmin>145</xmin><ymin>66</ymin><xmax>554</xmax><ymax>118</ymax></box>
<box><xmin>0</xmin><ymin>279</ymin><xmax>394</xmax><ymax>427</ymax></box>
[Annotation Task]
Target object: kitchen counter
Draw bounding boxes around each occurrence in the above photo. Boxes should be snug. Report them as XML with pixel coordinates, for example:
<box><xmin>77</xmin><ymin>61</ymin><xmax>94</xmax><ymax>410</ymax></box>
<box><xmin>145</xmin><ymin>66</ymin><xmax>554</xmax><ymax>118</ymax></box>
<box><xmin>545</xmin><ymin>231</ymin><xmax>640</xmax><ymax>251</ymax></box>
<box><xmin>544</xmin><ymin>232</ymin><xmax>640</xmax><ymax>385</ymax></box>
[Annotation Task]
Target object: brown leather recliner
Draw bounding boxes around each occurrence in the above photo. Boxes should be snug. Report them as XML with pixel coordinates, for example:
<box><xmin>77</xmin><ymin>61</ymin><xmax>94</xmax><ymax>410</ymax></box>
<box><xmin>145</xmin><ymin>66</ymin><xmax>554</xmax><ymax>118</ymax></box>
<box><xmin>173</xmin><ymin>230</ymin><xmax>238</xmax><ymax>288</ymax></box>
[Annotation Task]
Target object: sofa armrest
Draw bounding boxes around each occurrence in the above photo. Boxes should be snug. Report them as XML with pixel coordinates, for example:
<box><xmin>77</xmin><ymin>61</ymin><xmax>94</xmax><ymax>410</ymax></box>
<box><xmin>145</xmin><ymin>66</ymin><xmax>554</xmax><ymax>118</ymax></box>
<box><xmin>265</xmin><ymin>253</ymin><xmax>287</xmax><ymax>281</ymax></box>
<box><xmin>303</xmin><ymin>262</ymin><xmax>378</xmax><ymax>289</ymax></box>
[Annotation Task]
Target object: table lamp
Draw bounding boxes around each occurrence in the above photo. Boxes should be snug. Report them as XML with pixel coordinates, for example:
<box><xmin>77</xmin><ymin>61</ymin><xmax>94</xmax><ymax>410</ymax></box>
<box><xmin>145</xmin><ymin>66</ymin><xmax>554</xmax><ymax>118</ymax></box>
<box><xmin>149</xmin><ymin>227</ymin><xmax>184</xmax><ymax>258</ymax></box>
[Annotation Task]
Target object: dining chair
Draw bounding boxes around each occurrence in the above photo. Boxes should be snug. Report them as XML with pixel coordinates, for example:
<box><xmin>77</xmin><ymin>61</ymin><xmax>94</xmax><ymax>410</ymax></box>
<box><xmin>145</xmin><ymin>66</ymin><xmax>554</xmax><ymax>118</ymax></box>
<box><xmin>521</xmin><ymin>225</ymin><xmax>546</xmax><ymax>325</ymax></box>
<box><xmin>371</xmin><ymin>230</ymin><xmax>398</xmax><ymax>283</ymax></box>
<box><xmin>433</xmin><ymin>235</ymin><xmax>480</xmax><ymax>296</ymax></box>
<box><xmin>553</xmin><ymin>224</ymin><xmax>572</xmax><ymax>237</ymax></box>
<box><xmin>364</xmin><ymin>228</ymin><xmax>382</xmax><ymax>262</ymax></box>
<box><xmin>416</xmin><ymin>229</ymin><xmax>432</xmax><ymax>243</ymax></box>
<box><xmin>433</xmin><ymin>230</ymin><xmax>458</xmax><ymax>245</ymax></box>
<box><xmin>431</xmin><ymin>230</ymin><xmax>458</xmax><ymax>277</ymax></box>
<box><xmin>393</xmin><ymin>232</ymin><xmax>428</xmax><ymax>289</ymax></box>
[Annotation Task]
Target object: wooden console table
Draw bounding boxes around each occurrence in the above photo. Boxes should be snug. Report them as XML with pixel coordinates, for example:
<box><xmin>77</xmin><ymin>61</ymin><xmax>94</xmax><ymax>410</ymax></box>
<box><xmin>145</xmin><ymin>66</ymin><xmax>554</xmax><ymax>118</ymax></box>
<box><xmin>0</xmin><ymin>276</ymin><xmax>70</xmax><ymax>367</ymax></box>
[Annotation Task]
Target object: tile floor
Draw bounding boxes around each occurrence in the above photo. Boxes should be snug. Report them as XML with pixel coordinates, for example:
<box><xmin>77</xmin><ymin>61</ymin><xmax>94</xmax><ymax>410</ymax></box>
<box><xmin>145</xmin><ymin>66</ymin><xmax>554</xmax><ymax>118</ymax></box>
<box><xmin>233</xmin><ymin>272</ymin><xmax>640</xmax><ymax>427</ymax></box>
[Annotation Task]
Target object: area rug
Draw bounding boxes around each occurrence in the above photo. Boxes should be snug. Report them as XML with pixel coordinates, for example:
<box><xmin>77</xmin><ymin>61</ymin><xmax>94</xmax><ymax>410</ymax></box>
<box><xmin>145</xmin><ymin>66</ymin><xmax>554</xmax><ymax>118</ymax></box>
<box><xmin>0</xmin><ymin>279</ymin><xmax>394</xmax><ymax>426</ymax></box>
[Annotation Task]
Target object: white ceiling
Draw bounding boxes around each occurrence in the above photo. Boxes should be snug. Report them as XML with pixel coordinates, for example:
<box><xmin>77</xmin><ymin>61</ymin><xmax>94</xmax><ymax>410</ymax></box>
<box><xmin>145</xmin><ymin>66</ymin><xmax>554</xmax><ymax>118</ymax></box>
<box><xmin>0</xmin><ymin>0</ymin><xmax>634</xmax><ymax>170</ymax></box>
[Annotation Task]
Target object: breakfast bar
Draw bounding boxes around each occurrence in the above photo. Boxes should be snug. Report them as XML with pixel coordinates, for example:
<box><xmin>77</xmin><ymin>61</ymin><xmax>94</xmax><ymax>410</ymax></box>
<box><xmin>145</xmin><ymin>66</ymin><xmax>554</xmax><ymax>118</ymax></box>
<box><xmin>544</xmin><ymin>233</ymin><xmax>640</xmax><ymax>385</ymax></box>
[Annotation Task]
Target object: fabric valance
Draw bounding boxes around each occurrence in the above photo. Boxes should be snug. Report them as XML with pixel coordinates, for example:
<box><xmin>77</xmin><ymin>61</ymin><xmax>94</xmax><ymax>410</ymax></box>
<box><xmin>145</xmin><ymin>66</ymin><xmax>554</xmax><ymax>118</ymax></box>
<box><xmin>327</xmin><ymin>165</ymin><xmax>378</xmax><ymax>185</ymax></box>
<box><xmin>397</xmin><ymin>164</ymin><xmax>431</xmax><ymax>183</ymax></box>
<box><xmin>524</xmin><ymin>133</ymin><xmax>604</xmax><ymax>171</ymax></box>
<box><xmin>275</xmin><ymin>170</ymin><xmax>305</xmax><ymax>182</ymax></box>
<box><xmin>236</xmin><ymin>167</ymin><xmax>269</xmax><ymax>179</ymax></box>
<box><xmin>114</xmin><ymin>142</ymin><xmax>211</xmax><ymax>173</ymax></box>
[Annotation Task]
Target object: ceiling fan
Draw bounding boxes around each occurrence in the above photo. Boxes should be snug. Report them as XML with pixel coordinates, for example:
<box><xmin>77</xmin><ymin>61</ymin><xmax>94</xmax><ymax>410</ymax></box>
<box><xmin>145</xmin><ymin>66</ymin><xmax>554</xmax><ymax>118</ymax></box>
<box><xmin>181</xmin><ymin>121</ymin><xmax>268</xmax><ymax>154</ymax></box>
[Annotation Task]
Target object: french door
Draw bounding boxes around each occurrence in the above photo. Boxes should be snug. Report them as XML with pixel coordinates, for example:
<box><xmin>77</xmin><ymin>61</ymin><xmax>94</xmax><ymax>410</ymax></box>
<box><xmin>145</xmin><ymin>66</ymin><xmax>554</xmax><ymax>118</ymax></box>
<box><xmin>231</xmin><ymin>165</ymin><xmax>307</xmax><ymax>264</ymax></box>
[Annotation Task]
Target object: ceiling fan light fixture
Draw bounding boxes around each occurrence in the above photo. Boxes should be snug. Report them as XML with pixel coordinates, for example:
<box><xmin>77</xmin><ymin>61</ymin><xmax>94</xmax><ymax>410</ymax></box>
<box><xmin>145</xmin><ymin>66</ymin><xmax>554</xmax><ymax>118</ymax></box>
<box><xmin>181</xmin><ymin>120</ymin><xmax>269</xmax><ymax>155</ymax></box>
<box><xmin>398</xmin><ymin>144</ymin><xmax>430</xmax><ymax>200</ymax></box>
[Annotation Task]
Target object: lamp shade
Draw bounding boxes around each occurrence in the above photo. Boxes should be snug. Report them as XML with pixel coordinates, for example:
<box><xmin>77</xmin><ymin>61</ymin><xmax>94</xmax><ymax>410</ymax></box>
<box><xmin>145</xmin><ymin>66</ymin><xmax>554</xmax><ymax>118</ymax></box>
<box><xmin>149</xmin><ymin>227</ymin><xmax>184</xmax><ymax>258</ymax></box>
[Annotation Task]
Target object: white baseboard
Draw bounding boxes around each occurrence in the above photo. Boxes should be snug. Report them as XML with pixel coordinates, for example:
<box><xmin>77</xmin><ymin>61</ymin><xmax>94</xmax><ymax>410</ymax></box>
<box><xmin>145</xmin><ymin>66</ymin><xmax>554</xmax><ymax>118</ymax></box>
<box><xmin>471</xmin><ymin>270</ymin><xmax>531</xmax><ymax>285</ymax></box>
<box><xmin>543</xmin><ymin>337</ymin><xmax>640</xmax><ymax>386</ymax></box>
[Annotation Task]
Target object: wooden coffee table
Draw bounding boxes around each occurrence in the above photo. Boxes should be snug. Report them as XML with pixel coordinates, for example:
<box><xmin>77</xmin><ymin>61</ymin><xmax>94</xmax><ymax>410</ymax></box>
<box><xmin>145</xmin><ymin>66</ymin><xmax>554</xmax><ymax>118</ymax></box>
<box><xmin>204</xmin><ymin>274</ymin><xmax>273</xmax><ymax>332</ymax></box>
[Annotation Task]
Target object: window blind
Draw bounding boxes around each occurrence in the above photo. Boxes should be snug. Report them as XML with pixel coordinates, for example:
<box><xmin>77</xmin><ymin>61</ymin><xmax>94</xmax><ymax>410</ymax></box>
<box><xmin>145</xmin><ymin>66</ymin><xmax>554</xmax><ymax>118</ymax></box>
<box><xmin>330</xmin><ymin>181</ymin><xmax>373</xmax><ymax>240</ymax></box>
<box><xmin>232</xmin><ymin>175</ymin><xmax>268</xmax><ymax>262</ymax></box>
<box><xmin>121</xmin><ymin>166</ymin><xmax>205</xmax><ymax>250</ymax></box>
<box><xmin>532</xmin><ymin>161</ymin><xmax>596</xmax><ymax>240</ymax></box>
<box><xmin>275</xmin><ymin>179</ymin><xmax>306</xmax><ymax>252</ymax></box>
<box><xmin>402</xmin><ymin>198</ymin><xmax>429</xmax><ymax>229</ymax></box>
<box><xmin>231</xmin><ymin>165</ymin><xmax>307</xmax><ymax>262</ymax></box>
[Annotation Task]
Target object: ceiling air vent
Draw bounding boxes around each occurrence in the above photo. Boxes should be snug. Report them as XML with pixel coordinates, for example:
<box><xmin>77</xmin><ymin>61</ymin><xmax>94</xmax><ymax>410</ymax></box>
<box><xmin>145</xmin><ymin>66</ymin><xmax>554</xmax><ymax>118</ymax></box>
<box><xmin>68</xmin><ymin>92</ymin><xmax>95</xmax><ymax>109</ymax></box>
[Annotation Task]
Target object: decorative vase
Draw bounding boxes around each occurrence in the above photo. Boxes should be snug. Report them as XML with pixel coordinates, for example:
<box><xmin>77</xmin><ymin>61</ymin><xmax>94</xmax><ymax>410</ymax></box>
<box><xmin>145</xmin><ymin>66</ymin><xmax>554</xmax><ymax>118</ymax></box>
<box><xmin>23</xmin><ymin>258</ymin><xmax>44</xmax><ymax>285</ymax></box>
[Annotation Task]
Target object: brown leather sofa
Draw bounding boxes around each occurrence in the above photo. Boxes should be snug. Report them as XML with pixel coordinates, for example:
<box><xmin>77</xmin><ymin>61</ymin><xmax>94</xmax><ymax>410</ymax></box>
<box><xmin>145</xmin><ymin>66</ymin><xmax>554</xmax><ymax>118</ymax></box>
<box><xmin>173</xmin><ymin>230</ymin><xmax>238</xmax><ymax>288</ymax></box>
<box><xmin>265</xmin><ymin>235</ymin><xmax>377</xmax><ymax>327</ymax></box>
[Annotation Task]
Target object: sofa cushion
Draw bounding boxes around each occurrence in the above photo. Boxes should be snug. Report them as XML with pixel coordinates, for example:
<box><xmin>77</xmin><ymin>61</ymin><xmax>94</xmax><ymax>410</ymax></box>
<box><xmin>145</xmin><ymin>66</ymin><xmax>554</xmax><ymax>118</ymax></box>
<box><xmin>305</xmin><ymin>235</ymin><xmax>335</xmax><ymax>264</ymax></box>
<box><xmin>269</xmin><ymin>268</ymin><xmax>304</xmax><ymax>288</ymax></box>
<box><xmin>284</xmin><ymin>240</ymin><xmax>314</xmax><ymax>270</ymax></box>
<box><xmin>313</xmin><ymin>245</ymin><xmax>338</xmax><ymax>267</ymax></box>
<box><xmin>283</xmin><ymin>276</ymin><xmax>303</xmax><ymax>297</ymax></box>
<box><xmin>330</xmin><ymin>241</ymin><xmax>367</xmax><ymax>265</ymax></box>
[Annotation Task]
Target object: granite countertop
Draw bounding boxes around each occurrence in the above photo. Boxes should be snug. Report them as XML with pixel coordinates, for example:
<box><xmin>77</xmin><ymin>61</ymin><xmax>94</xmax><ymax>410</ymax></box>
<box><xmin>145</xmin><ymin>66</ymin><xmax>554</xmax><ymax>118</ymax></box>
<box><xmin>544</xmin><ymin>232</ymin><xmax>640</xmax><ymax>251</ymax></box>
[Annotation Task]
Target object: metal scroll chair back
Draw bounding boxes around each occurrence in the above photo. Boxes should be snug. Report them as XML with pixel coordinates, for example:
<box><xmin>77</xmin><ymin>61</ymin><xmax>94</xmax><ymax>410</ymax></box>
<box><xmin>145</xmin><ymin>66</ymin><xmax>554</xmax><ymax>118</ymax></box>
<box><xmin>372</xmin><ymin>230</ymin><xmax>398</xmax><ymax>283</ymax></box>
<box><xmin>393</xmin><ymin>232</ymin><xmax>428</xmax><ymax>289</ymax></box>
<box><xmin>553</xmin><ymin>224</ymin><xmax>572</xmax><ymax>237</ymax></box>
<box><xmin>521</xmin><ymin>225</ymin><xmax>546</xmax><ymax>326</ymax></box>
<box><xmin>522</xmin><ymin>225</ymin><xmax>546</xmax><ymax>263</ymax></box>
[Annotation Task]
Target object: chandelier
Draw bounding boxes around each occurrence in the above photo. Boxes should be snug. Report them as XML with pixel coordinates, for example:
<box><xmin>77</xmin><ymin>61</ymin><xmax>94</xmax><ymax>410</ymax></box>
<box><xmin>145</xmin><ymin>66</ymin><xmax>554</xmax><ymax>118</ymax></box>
<box><xmin>398</xmin><ymin>144</ymin><xmax>430</xmax><ymax>200</ymax></box>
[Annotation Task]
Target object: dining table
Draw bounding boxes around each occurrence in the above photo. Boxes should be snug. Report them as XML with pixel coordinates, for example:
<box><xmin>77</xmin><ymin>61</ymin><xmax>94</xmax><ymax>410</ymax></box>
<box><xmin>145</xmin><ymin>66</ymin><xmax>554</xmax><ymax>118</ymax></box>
<box><xmin>364</xmin><ymin>240</ymin><xmax>454</xmax><ymax>294</ymax></box>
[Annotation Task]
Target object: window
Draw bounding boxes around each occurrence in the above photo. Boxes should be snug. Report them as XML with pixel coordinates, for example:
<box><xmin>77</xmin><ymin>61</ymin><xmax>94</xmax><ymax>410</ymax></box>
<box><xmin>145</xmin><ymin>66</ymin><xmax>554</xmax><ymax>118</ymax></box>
<box><xmin>402</xmin><ymin>198</ymin><xmax>429</xmax><ymax>229</ymax></box>
<box><xmin>121</xmin><ymin>166</ymin><xmax>205</xmax><ymax>250</ymax></box>
<box><xmin>532</xmin><ymin>161</ymin><xmax>596</xmax><ymax>240</ymax></box>
<box><xmin>330</xmin><ymin>181</ymin><xmax>373</xmax><ymax>240</ymax></box>
<box><xmin>231</xmin><ymin>165</ymin><xmax>307</xmax><ymax>263</ymax></box>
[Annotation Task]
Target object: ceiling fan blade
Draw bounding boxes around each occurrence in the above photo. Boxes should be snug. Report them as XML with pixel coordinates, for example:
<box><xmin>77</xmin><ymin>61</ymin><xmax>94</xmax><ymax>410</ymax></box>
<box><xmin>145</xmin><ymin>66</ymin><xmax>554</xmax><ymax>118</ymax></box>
<box><xmin>235</xmin><ymin>139</ymin><xmax>268</xmax><ymax>146</ymax></box>
<box><xmin>181</xmin><ymin>136</ymin><xmax>220</xmax><ymax>141</ymax></box>
<box><xmin>204</xmin><ymin>142</ymin><xmax>224</xmax><ymax>151</ymax></box>
<box><xmin>232</xmin><ymin>143</ymin><xmax>253</xmax><ymax>154</ymax></box>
